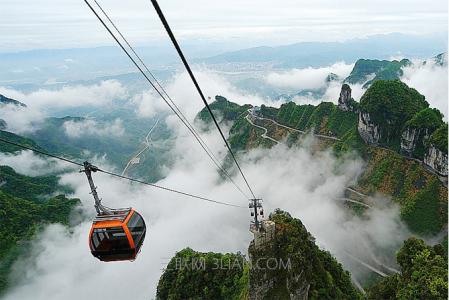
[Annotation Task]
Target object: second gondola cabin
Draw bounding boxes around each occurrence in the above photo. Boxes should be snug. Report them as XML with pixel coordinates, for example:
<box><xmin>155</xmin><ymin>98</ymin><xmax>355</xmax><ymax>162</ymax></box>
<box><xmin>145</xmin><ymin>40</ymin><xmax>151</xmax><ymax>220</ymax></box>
<box><xmin>89</xmin><ymin>208</ymin><xmax>146</xmax><ymax>262</ymax></box>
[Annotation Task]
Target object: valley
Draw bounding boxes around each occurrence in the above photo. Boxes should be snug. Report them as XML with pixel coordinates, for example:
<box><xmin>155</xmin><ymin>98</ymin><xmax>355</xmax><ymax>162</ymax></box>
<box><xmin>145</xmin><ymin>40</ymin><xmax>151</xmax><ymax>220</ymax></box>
<box><xmin>0</xmin><ymin>49</ymin><xmax>447</xmax><ymax>298</ymax></box>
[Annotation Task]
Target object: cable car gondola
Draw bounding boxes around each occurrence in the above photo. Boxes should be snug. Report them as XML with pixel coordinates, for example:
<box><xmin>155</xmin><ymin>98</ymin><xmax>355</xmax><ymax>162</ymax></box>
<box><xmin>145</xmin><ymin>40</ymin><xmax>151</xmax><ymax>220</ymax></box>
<box><xmin>89</xmin><ymin>208</ymin><xmax>146</xmax><ymax>262</ymax></box>
<box><xmin>82</xmin><ymin>162</ymin><xmax>146</xmax><ymax>262</ymax></box>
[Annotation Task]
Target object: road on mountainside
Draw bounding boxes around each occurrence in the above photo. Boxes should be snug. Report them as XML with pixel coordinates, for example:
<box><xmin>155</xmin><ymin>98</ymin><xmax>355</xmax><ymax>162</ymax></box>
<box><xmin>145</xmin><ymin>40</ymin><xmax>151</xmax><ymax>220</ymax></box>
<box><xmin>343</xmin><ymin>251</ymin><xmax>389</xmax><ymax>278</ymax></box>
<box><xmin>247</xmin><ymin>109</ymin><xmax>447</xmax><ymax>186</ymax></box>
<box><xmin>122</xmin><ymin>119</ymin><xmax>160</xmax><ymax>176</ymax></box>
<box><xmin>247</xmin><ymin>109</ymin><xmax>341</xmax><ymax>141</ymax></box>
<box><xmin>245</xmin><ymin>114</ymin><xmax>279</xmax><ymax>144</ymax></box>
<box><xmin>244</xmin><ymin>110</ymin><xmax>372</xmax><ymax>207</ymax></box>
<box><xmin>245</xmin><ymin>109</ymin><xmax>402</xmax><ymax>281</ymax></box>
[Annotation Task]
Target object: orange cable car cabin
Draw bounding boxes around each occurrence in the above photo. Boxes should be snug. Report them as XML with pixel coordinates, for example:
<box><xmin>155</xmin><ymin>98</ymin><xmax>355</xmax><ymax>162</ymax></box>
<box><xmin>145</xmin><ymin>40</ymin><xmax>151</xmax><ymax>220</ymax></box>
<box><xmin>89</xmin><ymin>208</ymin><xmax>146</xmax><ymax>262</ymax></box>
<box><xmin>83</xmin><ymin>161</ymin><xmax>146</xmax><ymax>262</ymax></box>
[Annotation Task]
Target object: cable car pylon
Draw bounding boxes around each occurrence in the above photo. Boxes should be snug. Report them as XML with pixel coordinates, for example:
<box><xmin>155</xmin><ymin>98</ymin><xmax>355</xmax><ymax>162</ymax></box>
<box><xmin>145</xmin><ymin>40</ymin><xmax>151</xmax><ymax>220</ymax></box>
<box><xmin>249</xmin><ymin>198</ymin><xmax>264</xmax><ymax>231</ymax></box>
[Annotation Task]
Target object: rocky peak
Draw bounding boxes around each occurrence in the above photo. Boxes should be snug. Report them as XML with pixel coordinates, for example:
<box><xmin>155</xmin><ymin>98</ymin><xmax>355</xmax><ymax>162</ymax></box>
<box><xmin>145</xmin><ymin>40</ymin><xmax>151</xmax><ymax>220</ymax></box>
<box><xmin>326</xmin><ymin>72</ymin><xmax>339</xmax><ymax>83</ymax></box>
<box><xmin>248</xmin><ymin>210</ymin><xmax>360</xmax><ymax>300</ymax></box>
<box><xmin>358</xmin><ymin>112</ymin><xmax>381</xmax><ymax>145</ymax></box>
<box><xmin>358</xmin><ymin>80</ymin><xmax>428</xmax><ymax>148</ymax></box>
<box><xmin>337</xmin><ymin>84</ymin><xmax>353</xmax><ymax>112</ymax></box>
<box><xmin>0</xmin><ymin>94</ymin><xmax>27</xmax><ymax>107</ymax></box>
<box><xmin>433</xmin><ymin>52</ymin><xmax>448</xmax><ymax>67</ymax></box>
<box><xmin>400</xmin><ymin>108</ymin><xmax>444</xmax><ymax>159</ymax></box>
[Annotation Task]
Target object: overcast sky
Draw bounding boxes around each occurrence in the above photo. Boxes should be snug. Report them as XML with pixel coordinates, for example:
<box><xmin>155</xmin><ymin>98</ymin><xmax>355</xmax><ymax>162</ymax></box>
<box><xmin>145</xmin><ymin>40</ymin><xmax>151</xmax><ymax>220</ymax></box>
<box><xmin>0</xmin><ymin>0</ymin><xmax>447</xmax><ymax>52</ymax></box>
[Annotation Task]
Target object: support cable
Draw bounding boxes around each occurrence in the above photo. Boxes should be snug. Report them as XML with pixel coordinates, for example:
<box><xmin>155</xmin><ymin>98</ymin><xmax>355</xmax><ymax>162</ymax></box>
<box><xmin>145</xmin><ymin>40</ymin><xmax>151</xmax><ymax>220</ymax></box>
<box><xmin>0</xmin><ymin>137</ymin><xmax>244</xmax><ymax>208</ymax></box>
<box><xmin>150</xmin><ymin>0</ymin><xmax>257</xmax><ymax>199</ymax></box>
<box><xmin>85</xmin><ymin>0</ymin><xmax>250</xmax><ymax>200</ymax></box>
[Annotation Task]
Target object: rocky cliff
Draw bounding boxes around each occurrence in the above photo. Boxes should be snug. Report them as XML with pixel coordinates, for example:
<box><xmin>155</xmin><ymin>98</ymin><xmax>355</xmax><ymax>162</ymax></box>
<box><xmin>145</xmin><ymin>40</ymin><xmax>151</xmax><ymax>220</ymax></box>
<box><xmin>424</xmin><ymin>145</ymin><xmax>448</xmax><ymax>176</ymax></box>
<box><xmin>399</xmin><ymin>108</ymin><xmax>444</xmax><ymax>159</ymax></box>
<box><xmin>357</xmin><ymin>80</ymin><xmax>429</xmax><ymax>150</ymax></box>
<box><xmin>344</xmin><ymin>58</ymin><xmax>411</xmax><ymax>88</ymax></box>
<box><xmin>156</xmin><ymin>210</ymin><xmax>361</xmax><ymax>300</ymax></box>
<box><xmin>358</xmin><ymin>112</ymin><xmax>381</xmax><ymax>145</ymax></box>
<box><xmin>358</xmin><ymin>81</ymin><xmax>448</xmax><ymax>178</ymax></box>
<box><xmin>337</xmin><ymin>84</ymin><xmax>356</xmax><ymax>112</ymax></box>
<box><xmin>197</xmin><ymin>91</ymin><xmax>447</xmax><ymax>236</ymax></box>
<box><xmin>400</xmin><ymin>127</ymin><xmax>423</xmax><ymax>156</ymax></box>
<box><xmin>248</xmin><ymin>210</ymin><xmax>361</xmax><ymax>300</ymax></box>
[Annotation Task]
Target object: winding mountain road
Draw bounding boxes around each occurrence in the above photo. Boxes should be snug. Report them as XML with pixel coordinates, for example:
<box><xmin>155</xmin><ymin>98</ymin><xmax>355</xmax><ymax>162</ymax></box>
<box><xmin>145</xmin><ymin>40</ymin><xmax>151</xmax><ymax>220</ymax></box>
<box><xmin>244</xmin><ymin>109</ymin><xmax>402</xmax><ymax>280</ymax></box>
<box><xmin>248</xmin><ymin>110</ymin><xmax>341</xmax><ymax>141</ymax></box>
<box><xmin>244</xmin><ymin>110</ymin><xmax>372</xmax><ymax>208</ymax></box>
<box><xmin>122</xmin><ymin>119</ymin><xmax>159</xmax><ymax>176</ymax></box>
<box><xmin>245</xmin><ymin>115</ymin><xmax>279</xmax><ymax>144</ymax></box>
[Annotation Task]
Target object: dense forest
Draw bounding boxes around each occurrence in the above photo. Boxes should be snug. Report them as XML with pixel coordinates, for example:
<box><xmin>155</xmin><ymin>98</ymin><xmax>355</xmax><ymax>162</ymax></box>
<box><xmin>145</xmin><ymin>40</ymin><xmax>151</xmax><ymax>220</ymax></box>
<box><xmin>0</xmin><ymin>130</ymin><xmax>80</xmax><ymax>295</ymax></box>
<box><xmin>198</xmin><ymin>81</ymin><xmax>448</xmax><ymax>237</ymax></box>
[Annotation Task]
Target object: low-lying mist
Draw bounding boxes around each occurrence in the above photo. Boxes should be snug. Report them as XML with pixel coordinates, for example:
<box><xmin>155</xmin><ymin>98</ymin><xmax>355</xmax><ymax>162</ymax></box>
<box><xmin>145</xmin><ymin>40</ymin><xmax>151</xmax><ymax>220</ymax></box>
<box><xmin>3</xmin><ymin>122</ymin><xmax>412</xmax><ymax>299</ymax></box>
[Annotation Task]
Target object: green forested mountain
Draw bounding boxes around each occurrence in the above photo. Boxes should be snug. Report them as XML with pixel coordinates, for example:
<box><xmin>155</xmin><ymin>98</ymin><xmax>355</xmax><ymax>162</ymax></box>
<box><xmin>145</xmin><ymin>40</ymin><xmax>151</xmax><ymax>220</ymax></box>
<box><xmin>199</xmin><ymin>84</ymin><xmax>448</xmax><ymax>237</ymax></box>
<box><xmin>0</xmin><ymin>166</ymin><xmax>71</xmax><ymax>201</ymax></box>
<box><xmin>344</xmin><ymin>59</ymin><xmax>411</xmax><ymax>87</ymax></box>
<box><xmin>24</xmin><ymin>114</ymin><xmax>173</xmax><ymax>182</ymax></box>
<box><xmin>157</xmin><ymin>248</ymin><xmax>248</xmax><ymax>300</ymax></box>
<box><xmin>0</xmin><ymin>131</ymin><xmax>80</xmax><ymax>295</ymax></box>
<box><xmin>367</xmin><ymin>238</ymin><xmax>447</xmax><ymax>299</ymax></box>
<box><xmin>157</xmin><ymin>210</ymin><xmax>361</xmax><ymax>300</ymax></box>
<box><xmin>250</xmin><ymin>210</ymin><xmax>361</xmax><ymax>299</ymax></box>
<box><xmin>359</xmin><ymin>80</ymin><xmax>429</xmax><ymax>150</ymax></box>
<box><xmin>166</xmin><ymin>84</ymin><xmax>448</xmax><ymax>297</ymax></box>
<box><xmin>0</xmin><ymin>130</ymin><xmax>44</xmax><ymax>153</ymax></box>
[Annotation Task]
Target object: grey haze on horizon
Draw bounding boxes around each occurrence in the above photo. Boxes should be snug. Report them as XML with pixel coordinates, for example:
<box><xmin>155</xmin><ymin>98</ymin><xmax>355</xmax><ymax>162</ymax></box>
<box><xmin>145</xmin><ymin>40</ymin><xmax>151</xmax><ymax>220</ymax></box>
<box><xmin>0</xmin><ymin>0</ymin><xmax>447</xmax><ymax>52</ymax></box>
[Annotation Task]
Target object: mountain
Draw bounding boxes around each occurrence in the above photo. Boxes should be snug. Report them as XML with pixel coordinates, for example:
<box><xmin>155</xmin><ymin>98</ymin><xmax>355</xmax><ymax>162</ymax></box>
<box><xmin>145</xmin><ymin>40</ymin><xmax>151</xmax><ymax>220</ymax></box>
<box><xmin>0</xmin><ymin>130</ymin><xmax>44</xmax><ymax>153</ymax></box>
<box><xmin>0</xmin><ymin>131</ymin><xmax>80</xmax><ymax>295</ymax></box>
<box><xmin>160</xmin><ymin>81</ymin><xmax>448</xmax><ymax>298</ymax></box>
<box><xmin>358</xmin><ymin>80</ymin><xmax>429</xmax><ymax>149</ymax></box>
<box><xmin>344</xmin><ymin>59</ymin><xmax>411</xmax><ymax>88</ymax></box>
<box><xmin>157</xmin><ymin>248</ymin><xmax>248</xmax><ymax>299</ymax></box>
<box><xmin>199</xmin><ymin>33</ymin><xmax>448</xmax><ymax>69</ymax></box>
<box><xmin>157</xmin><ymin>210</ymin><xmax>361</xmax><ymax>299</ymax></box>
<box><xmin>0</xmin><ymin>94</ymin><xmax>27</xmax><ymax>129</ymax></box>
<box><xmin>433</xmin><ymin>52</ymin><xmax>448</xmax><ymax>67</ymax></box>
<box><xmin>0</xmin><ymin>94</ymin><xmax>26</xmax><ymax>107</ymax></box>
<box><xmin>23</xmin><ymin>114</ymin><xmax>173</xmax><ymax>182</ymax></box>
<box><xmin>367</xmin><ymin>238</ymin><xmax>447</xmax><ymax>299</ymax></box>
<box><xmin>198</xmin><ymin>81</ymin><xmax>448</xmax><ymax>236</ymax></box>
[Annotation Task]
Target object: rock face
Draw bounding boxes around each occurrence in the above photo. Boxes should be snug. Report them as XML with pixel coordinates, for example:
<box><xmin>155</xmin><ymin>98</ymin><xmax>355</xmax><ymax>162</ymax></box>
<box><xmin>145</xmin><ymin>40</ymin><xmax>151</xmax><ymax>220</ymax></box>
<box><xmin>248</xmin><ymin>210</ymin><xmax>360</xmax><ymax>300</ymax></box>
<box><xmin>400</xmin><ymin>127</ymin><xmax>418</xmax><ymax>156</ymax></box>
<box><xmin>358</xmin><ymin>112</ymin><xmax>380</xmax><ymax>144</ymax></box>
<box><xmin>337</xmin><ymin>84</ymin><xmax>353</xmax><ymax>112</ymax></box>
<box><xmin>400</xmin><ymin>127</ymin><xmax>430</xmax><ymax>157</ymax></box>
<box><xmin>424</xmin><ymin>145</ymin><xmax>448</xmax><ymax>176</ymax></box>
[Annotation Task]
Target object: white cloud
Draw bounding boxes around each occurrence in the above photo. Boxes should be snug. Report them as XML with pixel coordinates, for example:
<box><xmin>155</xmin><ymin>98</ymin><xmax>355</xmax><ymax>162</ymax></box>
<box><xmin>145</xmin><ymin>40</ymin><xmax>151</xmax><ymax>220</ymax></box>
<box><xmin>0</xmin><ymin>103</ymin><xmax>44</xmax><ymax>134</ymax></box>
<box><xmin>0</xmin><ymin>80</ymin><xmax>128</xmax><ymax>133</ymax></box>
<box><xmin>0</xmin><ymin>150</ymin><xmax>76</xmax><ymax>176</ymax></box>
<box><xmin>132</xmin><ymin>68</ymin><xmax>277</xmax><ymax>123</ymax></box>
<box><xmin>4</xmin><ymin>128</ymin><xmax>413</xmax><ymax>299</ymax></box>
<box><xmin>63</xmin><ymin>118</ymin><xmax>125</xmax><ymax>138</ymax></box>
<box><xmin>400</xmin><ymin>58</ymin><xmax>448</xmax><ymax>119</ymax></box>
<box><xmin>265</xmin><ymin>62</ymin><xmax>354</xmax><ymax>90</ymax></box>
<box><xmin>0</xmin><ymin>80</ymin><xmax>127</xmax><ymax>110</ymax></box>
<box><xmin>131</xmin><ymin>90</ymin><xmax>169</xmax><ymax>118</ymax></box>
